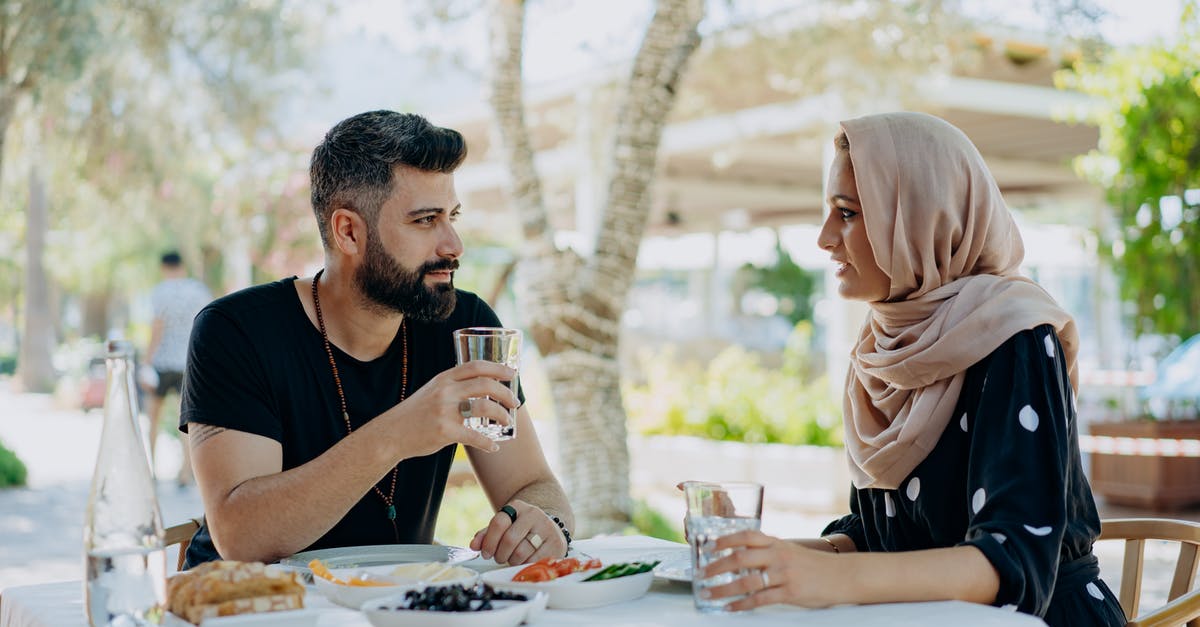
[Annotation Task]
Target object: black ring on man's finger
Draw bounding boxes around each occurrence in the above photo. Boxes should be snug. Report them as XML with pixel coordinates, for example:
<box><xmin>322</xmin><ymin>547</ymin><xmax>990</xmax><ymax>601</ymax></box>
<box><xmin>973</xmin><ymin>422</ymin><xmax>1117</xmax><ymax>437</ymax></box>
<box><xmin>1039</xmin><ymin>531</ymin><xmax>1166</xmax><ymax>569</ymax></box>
<box><xmin>499</xmin><ymin>505</ymin><xmax>518</xmax><ymax>523</ymax></box>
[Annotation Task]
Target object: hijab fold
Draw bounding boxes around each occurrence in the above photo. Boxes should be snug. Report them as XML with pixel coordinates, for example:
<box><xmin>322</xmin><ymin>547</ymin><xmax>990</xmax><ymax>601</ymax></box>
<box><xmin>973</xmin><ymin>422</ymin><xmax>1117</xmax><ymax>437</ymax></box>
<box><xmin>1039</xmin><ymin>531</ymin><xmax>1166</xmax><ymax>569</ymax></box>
<box><xmin>839</xmin><ymin>112</ymin><xmax>1079</xmax><ymax>490</ymax></box>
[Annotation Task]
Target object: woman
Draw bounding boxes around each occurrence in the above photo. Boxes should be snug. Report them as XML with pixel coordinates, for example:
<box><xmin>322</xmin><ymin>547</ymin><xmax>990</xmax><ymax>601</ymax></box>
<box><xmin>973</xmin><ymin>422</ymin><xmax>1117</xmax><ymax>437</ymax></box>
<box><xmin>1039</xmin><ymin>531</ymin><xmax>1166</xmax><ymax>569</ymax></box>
<box><xmin>703</xmin><ymin>112</ymin><xmax>1125</xmax><ymax>626</ymax></box>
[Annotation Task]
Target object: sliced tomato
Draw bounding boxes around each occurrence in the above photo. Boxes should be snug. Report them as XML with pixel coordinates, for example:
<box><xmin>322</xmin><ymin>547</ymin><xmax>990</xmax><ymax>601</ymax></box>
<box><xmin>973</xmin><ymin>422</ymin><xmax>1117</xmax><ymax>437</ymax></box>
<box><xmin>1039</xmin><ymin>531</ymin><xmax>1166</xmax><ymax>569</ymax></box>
<box><xmin>513</xmin><ymin>563</ymin><xmax>556</xmax><ymax>582</ymax></box>
<box><xmin>550</xmin><ymin>557</ymin><xmax>580</xmax><ymax>577</ymax></box>
<box><xmin>580</xmin><ymin>558</ymin><xmax>602</xmax><ymax>571</ymax></box>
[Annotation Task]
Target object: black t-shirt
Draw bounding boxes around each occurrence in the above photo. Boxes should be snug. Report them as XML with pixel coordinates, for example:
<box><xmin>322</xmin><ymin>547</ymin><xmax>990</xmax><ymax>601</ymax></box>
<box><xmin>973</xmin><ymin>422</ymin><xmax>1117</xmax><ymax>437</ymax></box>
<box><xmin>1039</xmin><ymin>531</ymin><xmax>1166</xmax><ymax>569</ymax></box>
<box><xmin>178</xmin><ymin>277</ymin><xmax>522</xmax><ymax>568</ymax></box>
<box><xmin>823</xmin><ymin>326</ymin><xmax>1125</xmax><ymax>626</ymax></box>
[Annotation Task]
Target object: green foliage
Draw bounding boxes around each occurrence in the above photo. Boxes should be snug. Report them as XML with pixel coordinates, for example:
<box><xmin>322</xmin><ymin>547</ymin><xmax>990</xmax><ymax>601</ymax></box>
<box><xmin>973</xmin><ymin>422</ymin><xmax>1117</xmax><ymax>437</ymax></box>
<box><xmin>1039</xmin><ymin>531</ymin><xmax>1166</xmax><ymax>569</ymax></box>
<box><xmin>626</xmin><ymin>323</ymin><xmax>842</xmax><ymax>447</ymax></box>
<box><xmin>0</xmin><ymin>0</ymin><xmax>328</xmax><ymax>349</ymax></box>
<box><xmin>1057</xmin><ymin>2</ymin><xmax>1200</xmax><ymax>338</ymax></box>
<box><xmin>737</xmin><ymin>240</ymin><xmax>819</xmax><ymax>325</ymax></box>
<box><xmin>628</xmin><ymin>499</ymin><xmax>684</xmax><ymax>543</ymax></box>
<box><xmin>0</xmin><ymin>439</ymin><xmax>28</xmax><ymax>488</ymax></box>
<box><xmin>0</xmin><ymin>353</ymin><xmax>15</xmax><ymax>375</ymax></box>
<box><xmin>434</xmin><ymin>484</ymin><xmax>494</xmax><ymax>548</ymax></box>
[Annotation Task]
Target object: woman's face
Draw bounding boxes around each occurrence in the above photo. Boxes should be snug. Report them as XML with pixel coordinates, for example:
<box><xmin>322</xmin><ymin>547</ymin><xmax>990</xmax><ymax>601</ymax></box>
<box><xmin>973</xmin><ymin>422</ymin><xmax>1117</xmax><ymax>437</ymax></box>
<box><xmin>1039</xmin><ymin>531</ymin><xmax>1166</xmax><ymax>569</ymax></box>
<box><xmin>817</xmin><ymin>151</ymin><xmax>891</xmax><ymax>302</ymax></box>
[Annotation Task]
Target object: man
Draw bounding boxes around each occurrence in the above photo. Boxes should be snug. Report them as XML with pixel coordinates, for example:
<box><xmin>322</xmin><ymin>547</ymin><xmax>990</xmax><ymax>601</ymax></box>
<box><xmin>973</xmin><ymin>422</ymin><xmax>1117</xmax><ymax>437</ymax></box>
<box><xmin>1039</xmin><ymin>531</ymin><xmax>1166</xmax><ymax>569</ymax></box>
<box><xmin>179</xmin><ymin>111</ymin><xmax>573</xmax><ymax>567</ymax></box>
<box><xmin>146</xmin><ymin>251</ymin><xmax>211</xmax><ymax>484</ymax></box>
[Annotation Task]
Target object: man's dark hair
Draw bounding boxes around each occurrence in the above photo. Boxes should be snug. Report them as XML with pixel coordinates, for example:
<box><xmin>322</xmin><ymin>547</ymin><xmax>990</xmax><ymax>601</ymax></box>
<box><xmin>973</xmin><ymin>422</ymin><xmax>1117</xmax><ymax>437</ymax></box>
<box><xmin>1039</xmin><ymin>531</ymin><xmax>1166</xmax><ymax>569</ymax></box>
<box><xmin>309</xmin><ymin>110</ymin><xmax>467</xmax><ymax>247</ymax></box>
<box><xmin>161</xmin><ymin>251</ymin><xmax>183</xmax><ymax>267</ymax></box>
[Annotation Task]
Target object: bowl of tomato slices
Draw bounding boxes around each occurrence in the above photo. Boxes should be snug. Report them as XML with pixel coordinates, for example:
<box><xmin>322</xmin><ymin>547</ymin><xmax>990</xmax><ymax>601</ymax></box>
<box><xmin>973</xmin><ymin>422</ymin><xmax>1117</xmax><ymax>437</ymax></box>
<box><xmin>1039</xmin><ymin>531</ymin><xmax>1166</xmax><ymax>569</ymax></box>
<box><xmin>480</xmin><ymin>558</ymin><xmax>658</xmax><ymax>609</ymax></box>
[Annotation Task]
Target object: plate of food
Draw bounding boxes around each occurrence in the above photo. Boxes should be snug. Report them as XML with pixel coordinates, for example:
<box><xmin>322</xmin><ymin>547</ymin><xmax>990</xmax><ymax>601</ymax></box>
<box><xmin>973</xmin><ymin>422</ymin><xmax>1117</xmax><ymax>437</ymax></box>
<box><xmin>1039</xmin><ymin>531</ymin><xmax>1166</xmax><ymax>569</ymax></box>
<box><xmin>480</xmin><ymin>557</ymin><xmax>658</xmax><ymax>609</ymax></box>
<box><xmin>361</xmin><ymin>584</ymin><xmax>547</xmax><ymax>627</ymax></box>
<box><xmin>310</xmin><ymin>559</ymin><xmax>479</xmax><ymax>609</ymax></box>
<box><xmin>278</xmin><ymin>544</ymin><xmax>478</xmax><ymax>572</ymax></box>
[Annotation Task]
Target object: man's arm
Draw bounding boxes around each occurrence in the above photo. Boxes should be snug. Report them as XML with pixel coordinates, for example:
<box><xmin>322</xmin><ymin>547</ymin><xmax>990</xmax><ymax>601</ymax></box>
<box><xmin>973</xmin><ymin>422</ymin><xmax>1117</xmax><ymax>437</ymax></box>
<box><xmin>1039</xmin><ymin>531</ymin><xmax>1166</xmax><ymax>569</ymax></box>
<box><xmin>146</xmin><ymin>317</ymin><xmax>164</xmax><ymax>366</ymax></box>
<box><xmin>467</xmin><ymin>405</ymin><xmax>574</xmax><ymax>565</ymax></box>
<box><xmin>189</xmin><ymin>360</ymin><xmax>519</xmax><ymax>563</ymax></box>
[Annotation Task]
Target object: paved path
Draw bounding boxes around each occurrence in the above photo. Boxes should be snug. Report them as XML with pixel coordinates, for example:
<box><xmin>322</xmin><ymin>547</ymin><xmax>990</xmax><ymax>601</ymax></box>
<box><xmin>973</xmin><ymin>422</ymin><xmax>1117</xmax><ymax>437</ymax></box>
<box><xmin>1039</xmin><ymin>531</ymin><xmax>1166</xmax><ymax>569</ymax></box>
<box><xmin>0</xmin><ymin>382</ymin><xmax>202</xmax><ymax>591</ymax></box>
<box><xmin>0</xmin><ymin>378</ymin><xmax>1192</xmax><ymax>615</ymax></box>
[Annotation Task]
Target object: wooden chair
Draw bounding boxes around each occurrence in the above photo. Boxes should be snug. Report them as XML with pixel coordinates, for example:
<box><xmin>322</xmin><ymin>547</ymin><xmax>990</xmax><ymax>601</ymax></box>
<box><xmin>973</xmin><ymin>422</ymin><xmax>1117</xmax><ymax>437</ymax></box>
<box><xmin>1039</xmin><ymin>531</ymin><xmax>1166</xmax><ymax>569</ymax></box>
<box><xmin>1100</xmin><ymin>518</ymin><xmax>1200</xmax><ymax>627</ymax></box>
<box><xmin>165</xmin><ymin>517</ymin><xmax>203</xmax><ymax>572</ymax></box>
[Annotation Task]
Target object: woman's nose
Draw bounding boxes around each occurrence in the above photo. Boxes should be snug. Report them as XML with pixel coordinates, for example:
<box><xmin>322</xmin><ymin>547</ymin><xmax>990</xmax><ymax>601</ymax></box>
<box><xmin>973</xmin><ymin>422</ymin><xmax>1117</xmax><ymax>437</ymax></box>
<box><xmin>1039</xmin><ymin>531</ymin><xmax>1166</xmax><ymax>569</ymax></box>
<box><xmin>816</xmin><ymin>212</ymin><xmax>839</xmax><ymax>251</ymax></box>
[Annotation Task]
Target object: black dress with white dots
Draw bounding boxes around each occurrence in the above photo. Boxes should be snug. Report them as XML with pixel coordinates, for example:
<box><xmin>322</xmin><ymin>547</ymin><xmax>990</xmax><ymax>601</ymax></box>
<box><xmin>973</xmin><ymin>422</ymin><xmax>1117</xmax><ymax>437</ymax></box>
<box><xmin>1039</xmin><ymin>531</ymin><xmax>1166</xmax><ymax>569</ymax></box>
<box><xmin>823</xmin><ymin>325</ymin><xmax>1126</xmax><ymax>626</ymax></box>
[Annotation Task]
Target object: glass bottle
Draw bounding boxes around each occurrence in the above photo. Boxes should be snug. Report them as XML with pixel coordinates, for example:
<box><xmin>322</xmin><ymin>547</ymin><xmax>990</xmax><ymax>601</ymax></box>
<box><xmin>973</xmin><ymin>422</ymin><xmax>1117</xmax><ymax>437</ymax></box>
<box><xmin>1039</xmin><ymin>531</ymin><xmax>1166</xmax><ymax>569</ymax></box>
<box><xmin>83</xmin><ymin>340</ymin><xmax>166</xmax><ymax>626</ymax></box>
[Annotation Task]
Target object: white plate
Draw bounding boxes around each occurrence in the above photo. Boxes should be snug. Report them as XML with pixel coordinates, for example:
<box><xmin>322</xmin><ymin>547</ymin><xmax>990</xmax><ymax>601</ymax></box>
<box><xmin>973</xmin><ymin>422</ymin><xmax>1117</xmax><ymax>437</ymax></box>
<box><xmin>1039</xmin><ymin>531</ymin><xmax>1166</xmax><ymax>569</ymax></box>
<box><xmin>313</xmin><ymin>565</ymin><xmax>479</xmax><ymax>609</ymax></box>
<box><xmin>279</xmin><ymin>545</ymin><xmax>478</xmax><ymax>572</ymax></box>
<box><xmin>480</xmin><ymin>563</ymin><xmax>654</xmax><ymax>609</ymax></box>
<box><xmin>164</xmin><ymin>609</ymin><xmax>323</xmax><ymax>627</ymax></box>
<box><xmin>654</xmin><ymin>557</ymin><xmax>693</xmax><ymax>583</ymax></box>
<box><xmin>362</xmin><ymin>590</ymin><xmax>548</xmax><ymax>627</ymax></box>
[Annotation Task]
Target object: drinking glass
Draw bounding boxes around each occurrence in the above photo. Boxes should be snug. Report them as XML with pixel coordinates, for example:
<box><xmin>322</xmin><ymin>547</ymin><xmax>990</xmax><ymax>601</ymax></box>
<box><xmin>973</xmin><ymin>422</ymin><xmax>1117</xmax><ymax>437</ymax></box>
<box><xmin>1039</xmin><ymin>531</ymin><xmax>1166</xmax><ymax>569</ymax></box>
<box><xmin>683</xmin><ymin>481</ymin><xmax>763</xmax><ymax>613</ymax></box>
<box><xmin>452</xmin><ymin>327</ymin><xmax>521</xmax><ymax>441</ymax></box>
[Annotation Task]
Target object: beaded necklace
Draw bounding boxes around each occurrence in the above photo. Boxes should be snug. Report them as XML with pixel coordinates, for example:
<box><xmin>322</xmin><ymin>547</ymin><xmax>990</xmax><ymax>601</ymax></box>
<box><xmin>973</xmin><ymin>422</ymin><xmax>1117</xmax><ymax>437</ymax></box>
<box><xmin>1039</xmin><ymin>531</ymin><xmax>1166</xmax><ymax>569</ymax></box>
<box><xmin>311</xmin><ymin>269</ymin><xmax>407</xmax><ymax>538</ymax></box>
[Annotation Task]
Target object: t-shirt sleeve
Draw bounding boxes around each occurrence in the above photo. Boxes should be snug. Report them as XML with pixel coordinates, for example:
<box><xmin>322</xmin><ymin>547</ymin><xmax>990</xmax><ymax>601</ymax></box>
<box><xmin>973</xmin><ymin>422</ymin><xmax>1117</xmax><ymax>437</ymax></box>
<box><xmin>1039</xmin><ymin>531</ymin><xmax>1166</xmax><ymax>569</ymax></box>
<box><xmin>467</xmin><ymin>296</ymin><xmax>526</xmax><ymax>406</ymax></box>
<box><xmin>956</xmin><ymin>326</ymin><xmax>1075</xmax><ymax>614</ymax></box>
<box><xmin>821</xmin><ymin>487</ymin><xmax>867</xmax><ymax>550</ymax></box>
<box><xmin>179</xmin><ymin>307</ymin><xmax>282</xmax><ymax>442</ymax></box>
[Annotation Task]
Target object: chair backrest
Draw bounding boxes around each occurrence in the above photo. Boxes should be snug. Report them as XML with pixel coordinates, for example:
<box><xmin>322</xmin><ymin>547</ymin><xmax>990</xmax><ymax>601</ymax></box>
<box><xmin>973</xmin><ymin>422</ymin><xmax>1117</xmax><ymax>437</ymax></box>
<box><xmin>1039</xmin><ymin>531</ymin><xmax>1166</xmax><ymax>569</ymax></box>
<box><xmin>1100</xmin><ymin>517</ymin><xmax>1200</xmax><ymax>627</ymax></box>
<box><xmin>164</xmin><ymin>517</ymin><xmax>203</xmax><ymax>572</ymax></box>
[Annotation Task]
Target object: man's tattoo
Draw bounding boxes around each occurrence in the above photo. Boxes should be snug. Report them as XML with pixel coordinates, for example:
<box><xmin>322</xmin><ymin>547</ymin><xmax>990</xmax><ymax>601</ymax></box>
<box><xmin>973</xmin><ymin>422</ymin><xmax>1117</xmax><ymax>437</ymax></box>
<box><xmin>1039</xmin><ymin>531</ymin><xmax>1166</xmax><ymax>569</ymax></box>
<box><xmin>189</xmin><ymin>424</ymin><xmax>227</xmax><ymax>448</ymax></box>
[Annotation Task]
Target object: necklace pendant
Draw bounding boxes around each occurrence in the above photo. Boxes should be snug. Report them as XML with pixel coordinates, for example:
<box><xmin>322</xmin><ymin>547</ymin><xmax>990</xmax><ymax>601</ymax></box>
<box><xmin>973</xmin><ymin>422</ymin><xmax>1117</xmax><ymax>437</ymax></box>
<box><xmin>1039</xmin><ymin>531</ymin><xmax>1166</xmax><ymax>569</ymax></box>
<box><xmin>386</xmin><ymin>504</ymin><xmax>396</xmax><ymax>521</ymax></box>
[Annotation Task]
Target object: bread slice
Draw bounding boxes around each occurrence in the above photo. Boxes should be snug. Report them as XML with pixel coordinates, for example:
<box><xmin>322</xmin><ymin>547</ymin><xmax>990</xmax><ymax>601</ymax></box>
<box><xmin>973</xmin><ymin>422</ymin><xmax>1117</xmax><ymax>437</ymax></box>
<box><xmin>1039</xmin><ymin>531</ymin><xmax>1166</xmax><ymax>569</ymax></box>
<box><xmin>167</xmin><ymin>561</ymin><xmax>304</xmax><ymax>625</ymax></box>
<box><xmin>182</xmin><ymin>592</ymin><xmax>304</xmax><ymax>624</ymax></box>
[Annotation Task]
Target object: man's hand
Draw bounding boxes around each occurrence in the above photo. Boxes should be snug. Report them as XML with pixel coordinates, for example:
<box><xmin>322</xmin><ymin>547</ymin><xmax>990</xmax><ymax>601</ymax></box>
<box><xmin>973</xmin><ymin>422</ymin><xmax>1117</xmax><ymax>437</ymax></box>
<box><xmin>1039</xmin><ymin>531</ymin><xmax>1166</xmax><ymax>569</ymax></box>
<box><xmin>389</xmin><ymin>360</ymin><xmax>519</xmax><ymax>457</ymax></box>
<box><xmin>469</xmin><ymin>500</ymin><xmax>567</xmax><ymax>565</ymax></box>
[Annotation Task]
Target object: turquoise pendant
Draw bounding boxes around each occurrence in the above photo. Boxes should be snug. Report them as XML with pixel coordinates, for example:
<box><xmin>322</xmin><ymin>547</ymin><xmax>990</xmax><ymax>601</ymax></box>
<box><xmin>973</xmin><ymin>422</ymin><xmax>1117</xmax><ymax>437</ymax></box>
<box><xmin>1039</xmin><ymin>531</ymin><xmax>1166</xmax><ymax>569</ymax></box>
<box><xmin>387</xmin><ymin>504</ymin><xmax>396</xmax><ymax>520</ymax></box>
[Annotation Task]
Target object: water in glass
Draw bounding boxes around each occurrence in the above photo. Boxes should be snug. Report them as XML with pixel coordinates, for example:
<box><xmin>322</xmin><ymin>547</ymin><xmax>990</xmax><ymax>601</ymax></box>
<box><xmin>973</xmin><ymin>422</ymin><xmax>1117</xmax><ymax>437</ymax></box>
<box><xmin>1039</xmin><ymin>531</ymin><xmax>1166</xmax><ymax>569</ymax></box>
<box><xmin>689</xmin><ymin>515</ymin><xmax>762</xmax><ymax>613</ymax></box>
<box><xmin>453</xmin><ymin>328</ymin><xmax>521</xmax><ymax>441</ymax></box>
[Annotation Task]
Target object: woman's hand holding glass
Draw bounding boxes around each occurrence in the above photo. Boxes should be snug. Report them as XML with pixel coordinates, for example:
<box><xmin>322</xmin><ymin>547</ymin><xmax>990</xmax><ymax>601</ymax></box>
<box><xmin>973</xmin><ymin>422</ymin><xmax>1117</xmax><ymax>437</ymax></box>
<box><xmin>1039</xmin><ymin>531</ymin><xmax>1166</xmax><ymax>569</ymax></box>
<box><xmin>700</xmin><ymin>530</ymin><xmax>844</xmax><ymax>611</ymax></box>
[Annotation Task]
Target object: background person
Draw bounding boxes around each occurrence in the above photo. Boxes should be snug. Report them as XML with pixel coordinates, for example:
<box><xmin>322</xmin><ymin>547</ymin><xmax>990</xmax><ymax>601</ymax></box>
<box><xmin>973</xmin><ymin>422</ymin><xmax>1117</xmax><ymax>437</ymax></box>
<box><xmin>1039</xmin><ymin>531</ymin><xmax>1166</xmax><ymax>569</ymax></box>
<box><xmin>146</xmin><ymin>250</ymin><xmax>211</xmax><ymax>485</ymax></box>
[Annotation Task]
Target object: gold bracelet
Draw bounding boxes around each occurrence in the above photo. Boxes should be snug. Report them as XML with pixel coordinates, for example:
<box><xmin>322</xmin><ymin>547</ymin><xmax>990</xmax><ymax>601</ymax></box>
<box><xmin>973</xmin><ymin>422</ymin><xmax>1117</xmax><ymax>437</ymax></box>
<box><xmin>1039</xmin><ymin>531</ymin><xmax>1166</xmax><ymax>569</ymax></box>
<box><xmin>820</xmin><ymin>536</ymin><xmax>840</xmax><ymax>553</ymax></box>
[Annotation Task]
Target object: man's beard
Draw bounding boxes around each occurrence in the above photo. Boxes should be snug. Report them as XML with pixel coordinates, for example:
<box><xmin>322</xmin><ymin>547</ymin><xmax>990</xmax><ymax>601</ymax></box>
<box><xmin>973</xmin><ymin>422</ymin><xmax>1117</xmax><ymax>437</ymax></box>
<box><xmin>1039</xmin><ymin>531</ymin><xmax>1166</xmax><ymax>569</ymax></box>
<box><xmin>355</xmin><ymin>233</ymin><xmax>458</xmax><ymax>322</ymax></box>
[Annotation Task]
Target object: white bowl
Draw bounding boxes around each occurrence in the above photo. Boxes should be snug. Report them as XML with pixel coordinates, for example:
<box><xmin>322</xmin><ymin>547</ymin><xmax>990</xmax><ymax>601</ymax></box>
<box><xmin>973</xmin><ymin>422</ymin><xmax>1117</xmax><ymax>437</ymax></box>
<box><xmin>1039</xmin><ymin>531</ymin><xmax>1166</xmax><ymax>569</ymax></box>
<box><xmin>480</xmin><ymin>564</ymin><xmax>654</xmax><ymax>609</ymax></box>
<box><xmin>313</xmin><ymin>566</ymin><xmax>478</xmax><ymax>609</ymax></box>
<box><xmin>361</xmin><ymin>590</ymin><xmax>548</xmax><ymax>627</ymax></box>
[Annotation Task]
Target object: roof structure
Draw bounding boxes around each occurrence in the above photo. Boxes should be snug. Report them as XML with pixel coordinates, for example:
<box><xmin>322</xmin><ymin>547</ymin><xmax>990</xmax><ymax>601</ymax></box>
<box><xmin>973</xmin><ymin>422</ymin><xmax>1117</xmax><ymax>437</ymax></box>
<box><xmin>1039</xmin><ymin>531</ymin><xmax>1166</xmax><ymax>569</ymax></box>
<box><xmin>442</xmin><ymin>25</ymin><xmax>1103</xmax><ymax>240</ymax></box>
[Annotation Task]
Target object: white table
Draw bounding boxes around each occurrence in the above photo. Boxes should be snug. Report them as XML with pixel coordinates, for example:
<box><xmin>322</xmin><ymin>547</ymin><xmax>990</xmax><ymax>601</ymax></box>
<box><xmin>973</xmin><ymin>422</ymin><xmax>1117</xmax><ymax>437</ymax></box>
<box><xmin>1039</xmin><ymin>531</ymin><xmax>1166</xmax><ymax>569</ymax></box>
<box><xmin>1</xmin><ymin>536</ymin><xmax>1045</xmax><ymax>626</ymax></box>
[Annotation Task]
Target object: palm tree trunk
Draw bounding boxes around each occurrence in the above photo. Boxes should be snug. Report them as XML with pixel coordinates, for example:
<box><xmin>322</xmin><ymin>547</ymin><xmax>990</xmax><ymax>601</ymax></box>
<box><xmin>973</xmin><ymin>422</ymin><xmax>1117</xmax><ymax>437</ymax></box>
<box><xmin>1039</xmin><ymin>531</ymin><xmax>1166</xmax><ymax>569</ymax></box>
<box><xmin>486</xmin><ymin>0</ymin><xmax>703</xmax><ymax>535</ymax></box>
<box><xmin>17</xmin><ymin>165</ymin><xmax>58</xmax><ymax>393</ymax></box>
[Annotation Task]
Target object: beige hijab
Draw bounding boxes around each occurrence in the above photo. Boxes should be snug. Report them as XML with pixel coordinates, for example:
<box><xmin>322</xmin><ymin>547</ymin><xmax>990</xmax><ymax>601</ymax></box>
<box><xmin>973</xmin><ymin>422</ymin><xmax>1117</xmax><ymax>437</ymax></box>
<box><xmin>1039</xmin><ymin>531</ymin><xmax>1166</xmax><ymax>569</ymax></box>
<box><xmin>840</xmin><ymin>112</ymin><xmax>1079</xmax><ymax>490</ymax></box>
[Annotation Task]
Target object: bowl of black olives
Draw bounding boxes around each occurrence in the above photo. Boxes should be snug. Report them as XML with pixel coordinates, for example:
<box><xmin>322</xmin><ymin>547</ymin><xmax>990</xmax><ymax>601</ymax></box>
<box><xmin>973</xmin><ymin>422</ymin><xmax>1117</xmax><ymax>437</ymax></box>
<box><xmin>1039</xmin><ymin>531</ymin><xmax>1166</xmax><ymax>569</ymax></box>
<box><xmin>361</xmin><ymin>583</ymin><xmax>547</xmax><ymax>627</ymax></box>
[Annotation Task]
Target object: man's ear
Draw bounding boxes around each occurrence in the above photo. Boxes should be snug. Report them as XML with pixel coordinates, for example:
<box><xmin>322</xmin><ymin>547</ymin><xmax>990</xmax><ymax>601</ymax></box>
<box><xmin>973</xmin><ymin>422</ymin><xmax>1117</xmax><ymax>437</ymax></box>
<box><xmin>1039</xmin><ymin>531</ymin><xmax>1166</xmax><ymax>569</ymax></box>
<box><xmin>329</xmin><ymin>208</ymin><xmax>368</xmax><ymax>256</ymax></box>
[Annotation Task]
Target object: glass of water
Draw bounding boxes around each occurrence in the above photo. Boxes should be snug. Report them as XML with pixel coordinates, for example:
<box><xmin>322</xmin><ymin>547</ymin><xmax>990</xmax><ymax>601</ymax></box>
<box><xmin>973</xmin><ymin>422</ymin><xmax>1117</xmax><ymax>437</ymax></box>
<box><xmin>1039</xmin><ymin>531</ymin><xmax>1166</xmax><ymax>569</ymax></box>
<box><xmin>683</xmin><ymin>481</ymin><xmax>763</xmax><ymax>614</ymax></box>
<box><xmin>452</xmin><ymin>327</ymin><xmax>521</xmax><ymax>441</ymax></box>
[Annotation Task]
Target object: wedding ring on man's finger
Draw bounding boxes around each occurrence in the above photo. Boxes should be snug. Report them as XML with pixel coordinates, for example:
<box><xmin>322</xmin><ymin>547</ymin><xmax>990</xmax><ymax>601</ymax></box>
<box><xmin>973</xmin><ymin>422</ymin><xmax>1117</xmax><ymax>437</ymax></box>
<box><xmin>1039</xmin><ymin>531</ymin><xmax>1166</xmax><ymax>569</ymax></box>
<box><xmin>527</xmin><ymin>533</ymin><xmax>544</xmax><ymax>550</ymax></box>
<box><xmin>458</xmin><ymin>398</ymin><xmax>473</xmax><ymax>419</ymax></box>
<box><xmin>760</xmin><ymin>570</ymin><xmax>771</xmax><ymax>590</ymax></box>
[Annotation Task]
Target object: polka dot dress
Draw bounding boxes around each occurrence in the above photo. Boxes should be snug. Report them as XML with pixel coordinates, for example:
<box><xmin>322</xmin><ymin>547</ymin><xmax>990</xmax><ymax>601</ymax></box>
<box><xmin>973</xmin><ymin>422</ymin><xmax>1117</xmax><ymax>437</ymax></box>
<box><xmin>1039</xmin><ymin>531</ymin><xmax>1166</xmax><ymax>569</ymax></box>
<box><xmin>823</xmin><ymin>326</ymin><xmax>1126</xmax><ymax>626</ymax></box>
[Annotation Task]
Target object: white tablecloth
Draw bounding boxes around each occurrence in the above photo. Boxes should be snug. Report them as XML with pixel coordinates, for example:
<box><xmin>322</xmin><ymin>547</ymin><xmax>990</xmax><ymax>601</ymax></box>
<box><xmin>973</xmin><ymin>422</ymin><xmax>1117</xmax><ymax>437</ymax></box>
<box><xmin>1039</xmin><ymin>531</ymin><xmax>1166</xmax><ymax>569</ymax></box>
<box><xmin>1</xmin><ymin>536</ymin><xmax>1045</xmax><ymax>626</ymax></box>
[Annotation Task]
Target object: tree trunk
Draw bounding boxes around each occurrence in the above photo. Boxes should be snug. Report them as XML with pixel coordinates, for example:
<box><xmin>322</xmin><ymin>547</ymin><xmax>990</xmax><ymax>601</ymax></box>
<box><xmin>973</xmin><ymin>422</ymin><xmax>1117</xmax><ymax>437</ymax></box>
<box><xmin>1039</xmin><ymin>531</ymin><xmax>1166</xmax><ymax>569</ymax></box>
<box><xmin>17</xmin><ymin>165</ymin><xmax>57</xmax><ymax>393</ymax></box>
<box><xmin>487</xmin><ymin>0</ymin><xmax>703</xmax><ymax>535</ymax></box>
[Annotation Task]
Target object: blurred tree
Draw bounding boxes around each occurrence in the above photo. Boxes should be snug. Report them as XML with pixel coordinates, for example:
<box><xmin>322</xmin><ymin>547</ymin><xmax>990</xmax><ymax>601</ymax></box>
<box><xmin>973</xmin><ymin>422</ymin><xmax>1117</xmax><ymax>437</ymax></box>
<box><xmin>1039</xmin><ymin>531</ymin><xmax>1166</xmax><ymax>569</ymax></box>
<box><xmin>1057</xmin><ymin>1</ymin><xmax>1200</xmax><ymax>340</ymax></box>
<box><xmin>487</xmin><ymin>0</ymin><xmax>705</xmax><ymax>535</ymax></box>
<box><xmin>3</xmin><ymin>0</ymin><xmax>98</xmax><ymax>391</ymax></box>
<box><xmin>3</xmin><ymin>0</ymin><xmax>322</xmax><ymax>390</ymax></box>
